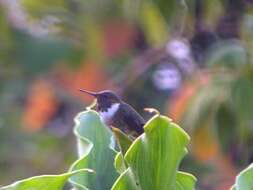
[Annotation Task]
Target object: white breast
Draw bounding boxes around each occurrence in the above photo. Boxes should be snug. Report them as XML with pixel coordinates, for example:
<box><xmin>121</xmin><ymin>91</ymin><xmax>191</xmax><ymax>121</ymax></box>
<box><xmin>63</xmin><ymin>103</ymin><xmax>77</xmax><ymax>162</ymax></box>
<box><xmin>99</xmin><ymin>103</ymin><xmax>120</xmax><ymax>124</ymax></box>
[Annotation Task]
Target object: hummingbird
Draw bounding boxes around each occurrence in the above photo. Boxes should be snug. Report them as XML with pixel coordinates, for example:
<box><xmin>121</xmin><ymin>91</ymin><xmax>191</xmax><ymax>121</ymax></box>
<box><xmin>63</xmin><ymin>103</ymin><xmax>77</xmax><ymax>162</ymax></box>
<box><xmin>79</xmin><ymin>89</ymin><xmax>145</xmax><ymax>137</ymax></box>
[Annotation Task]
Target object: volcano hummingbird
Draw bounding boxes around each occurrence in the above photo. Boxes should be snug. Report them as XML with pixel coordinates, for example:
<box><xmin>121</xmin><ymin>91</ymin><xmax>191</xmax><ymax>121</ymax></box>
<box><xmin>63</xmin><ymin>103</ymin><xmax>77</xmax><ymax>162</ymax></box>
<box><xmin>79</xmin><ymin>89</ymin><xmax>145</xmax><ymax>137</ymax></box>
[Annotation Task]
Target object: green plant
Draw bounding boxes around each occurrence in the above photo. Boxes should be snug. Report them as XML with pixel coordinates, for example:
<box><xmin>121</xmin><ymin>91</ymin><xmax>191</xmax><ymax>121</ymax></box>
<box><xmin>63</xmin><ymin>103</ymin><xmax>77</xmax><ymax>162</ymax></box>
<box><xmin>111</xmin><ymin>114</ymin><xmax>196</xmax><ymax>190</ymax></box>
<box><xmin>0</xmin><ymin>169</ymin><xmax>93</xmax><ymax>190</ymax></box>
<box><xmin>0</xmin><ymin>110</ymin><xmax>196</xmax><ymax>190</ymax></box>
<box><xmin>231</xmin><ymin>163</ymin><xmax>253</xmax><ymax>190</ymax></box>
<box><xmin>2</xmin><ymin>110</ymin><xmax>253</xmax><ymax>190</ymax></box>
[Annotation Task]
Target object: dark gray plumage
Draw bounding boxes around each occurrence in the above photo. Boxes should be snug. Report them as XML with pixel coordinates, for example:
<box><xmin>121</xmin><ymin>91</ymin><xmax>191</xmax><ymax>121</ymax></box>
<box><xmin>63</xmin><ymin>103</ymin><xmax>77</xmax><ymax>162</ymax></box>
<box><xmin>79</xmin><ymin>89</ymin><xmax>145</xmax><ymax>137</ymax></box>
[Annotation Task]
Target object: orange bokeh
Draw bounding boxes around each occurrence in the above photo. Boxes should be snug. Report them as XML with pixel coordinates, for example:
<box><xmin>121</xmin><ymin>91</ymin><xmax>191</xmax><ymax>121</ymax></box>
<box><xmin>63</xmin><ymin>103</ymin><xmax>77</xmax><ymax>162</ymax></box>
<box><xmin>22</xmin><ymin>79</ymin><xmax>58</xmax><ymax>131</ymax></box>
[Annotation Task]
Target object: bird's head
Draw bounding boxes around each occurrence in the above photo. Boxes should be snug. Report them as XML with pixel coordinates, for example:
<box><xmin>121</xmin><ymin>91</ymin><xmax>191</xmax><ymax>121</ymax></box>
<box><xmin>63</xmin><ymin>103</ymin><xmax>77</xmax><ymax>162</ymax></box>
<box><xmin>79</xmin><ymin>89</ymin><xmax>121</xmax><ymax>109</ymax></box>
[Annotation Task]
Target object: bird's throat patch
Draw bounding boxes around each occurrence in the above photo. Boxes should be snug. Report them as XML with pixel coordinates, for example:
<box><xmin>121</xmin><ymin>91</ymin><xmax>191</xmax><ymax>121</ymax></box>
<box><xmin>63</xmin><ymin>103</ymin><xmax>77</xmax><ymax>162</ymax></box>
<box><xmin>99</xmin><ymin>103</ymin><xmax>120</xmax><ymax>124</ymax></box>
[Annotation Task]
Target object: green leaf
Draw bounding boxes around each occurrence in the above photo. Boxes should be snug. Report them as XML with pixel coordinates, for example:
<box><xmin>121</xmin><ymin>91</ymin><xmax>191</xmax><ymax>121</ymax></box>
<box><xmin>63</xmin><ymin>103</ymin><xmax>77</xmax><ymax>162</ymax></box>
<box><xmin>0</xmin><ymin>169</ymin><xmax>92</xmax><ymax>190</ymax></box>
<box><xmin>69</xmin><ymin>110</ymin><xmax>118</xmax><ymax>190</ymax></box>
<box><xmin>112</xmin><ymin>128</ymin><xmax>133</xmax><ymax>175</ymax></box>
<box><xmin>114</xmin><ymin>152</ymin><xmax>128</xmax><ymax>174</ymax></box>
<box><xmin>175</xmin><ymin>172</ymin><xmax>196</xmax><ymax>190</ymax></box>
<box><xmin>112</xmin><ymin>169</ymin><xmax>196</xmax><ymax>190</ymax></box>
<box><xmin>112</xmin><ymin>114</ymin><xmax>196</xmax><ymax>190</ymax></box>
<box><xmin>233</xmin><ymin>163</ymin><xmax>253</xmax><ymax>190</ymax></box>
<box><xmin>112</xmin><ymin>127</ymin><xmax>132</xmax><ymax>155</ymax></box>
<box><xmin>111</xmin><ymin>168</ymin><xmax>139</xmax><ymax>190</ymax></box>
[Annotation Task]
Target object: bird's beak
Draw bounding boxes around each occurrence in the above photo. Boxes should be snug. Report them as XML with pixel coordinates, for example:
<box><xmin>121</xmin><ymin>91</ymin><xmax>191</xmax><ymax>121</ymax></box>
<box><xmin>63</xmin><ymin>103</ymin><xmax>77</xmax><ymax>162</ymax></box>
<box><xmin>79</xmin><ymin>89</ymin><xmax>98</xmax><ymax>97</ymax></box>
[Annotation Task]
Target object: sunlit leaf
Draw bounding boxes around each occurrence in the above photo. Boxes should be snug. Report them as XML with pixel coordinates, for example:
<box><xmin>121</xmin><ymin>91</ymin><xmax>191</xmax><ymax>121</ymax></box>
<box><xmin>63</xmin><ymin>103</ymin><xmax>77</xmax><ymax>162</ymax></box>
<box><xmin>112</xmin><ymin>128</ymin><xmax>132</xmax><ymax>175</ymax></box>
<box><xmin>175</xmin><ymin>172</ymin><xmax>196</xmax><ymax>190</ymax></box>
<box><xmin>114</xmin><ymin>152</ymin><xmax>127</xmax><ymax>174</ymax></box>
<box><xmin>111</xmin><ymin>168</ymin><xmax>139</xmax><ymax>190</ymax></box>
<box><xmin>112</xmin><ymin>114</ymin><xmax>196</xmax><ymax>190</ymax></box>
<box><xmin>232</xmin><ymin>163</ymin><xmax>253</xmax><ymax>190</ymax></box>
<box><xmin>0</xmin><ymin>169</ymin><xmax>92</xmax><ymax>190</ymax></box>
<box><xmin>69</xmin><ymin>110</ymin><xmax>118</xmax><ymax>190</ymax></box>
<box><xmin>112</xmin><ymin>127</ymin><xmax>132</xmax><ymax>155</ymax></box>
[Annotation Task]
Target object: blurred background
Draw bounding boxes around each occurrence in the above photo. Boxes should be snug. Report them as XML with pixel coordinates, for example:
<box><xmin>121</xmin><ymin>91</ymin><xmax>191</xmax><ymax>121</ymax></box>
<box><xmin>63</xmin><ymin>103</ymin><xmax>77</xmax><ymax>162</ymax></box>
<box><xmin>0</xmin><ymin>0</ymin><xmax>253</xmax><ymax>189</ymax></box>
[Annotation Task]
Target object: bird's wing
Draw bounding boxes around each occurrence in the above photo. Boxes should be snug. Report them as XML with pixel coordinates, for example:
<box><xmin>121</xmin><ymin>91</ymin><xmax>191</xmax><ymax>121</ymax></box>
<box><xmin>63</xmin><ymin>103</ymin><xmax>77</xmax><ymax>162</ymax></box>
<box><xmin>121</xmin><ymin>103</ymin><xmax>145</xmax><ymax>135</ymax></box>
